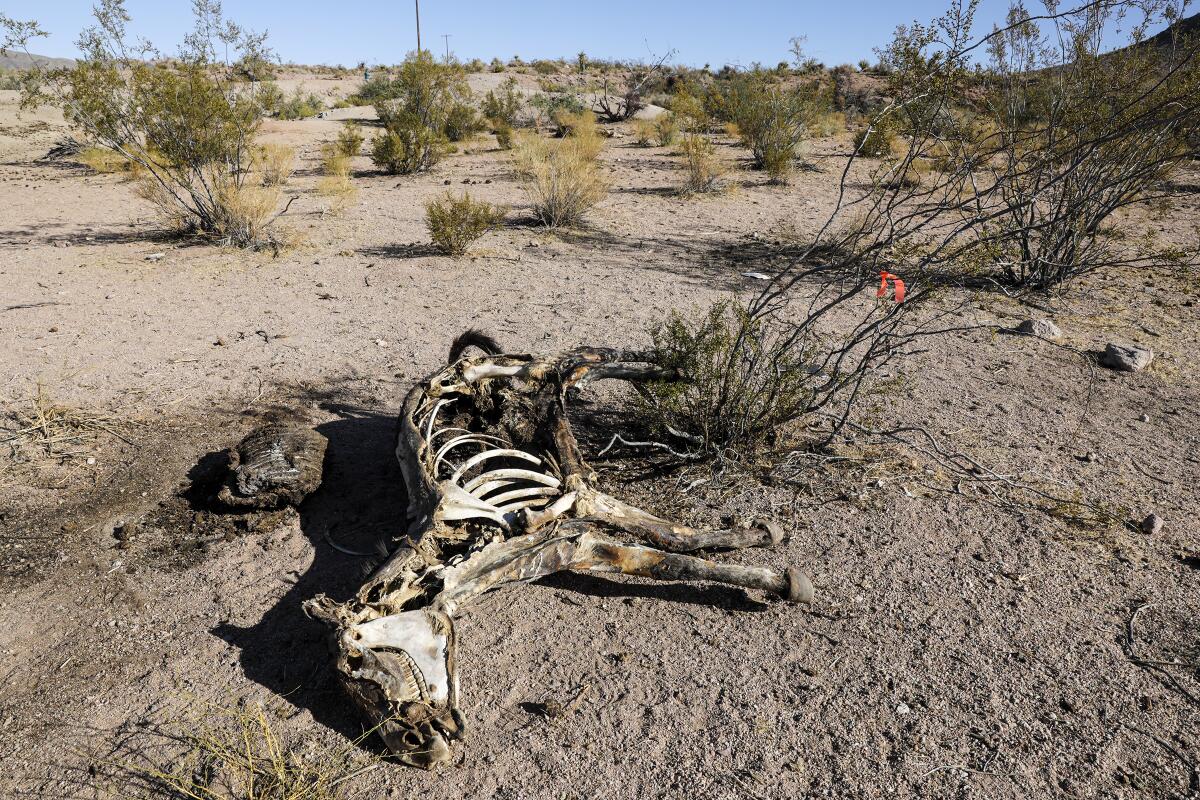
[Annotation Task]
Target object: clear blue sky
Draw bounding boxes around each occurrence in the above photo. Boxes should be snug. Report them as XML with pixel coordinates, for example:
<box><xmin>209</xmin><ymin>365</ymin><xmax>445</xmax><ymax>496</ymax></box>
<box><xmin>8</xmin><ymin>0</ymin><xmax>1030</xmax><ymax>68</ymax></box>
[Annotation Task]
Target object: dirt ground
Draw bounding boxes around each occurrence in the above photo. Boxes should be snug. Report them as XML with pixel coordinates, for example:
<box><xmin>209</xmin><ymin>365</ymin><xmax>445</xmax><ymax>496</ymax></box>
<box><xmin>1</xmin><ymin>72</ymin><xmax>1199</xmax><ymax>800</ymax></box>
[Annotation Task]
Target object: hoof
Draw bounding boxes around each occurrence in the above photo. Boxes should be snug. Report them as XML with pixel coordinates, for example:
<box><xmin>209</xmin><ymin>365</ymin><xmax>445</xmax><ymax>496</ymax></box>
<box><xmin>784</xmin><ymin>567</ymin><xmax>814</xmax><ymax>603</ymax></box>
<box><xmin>751</xmin><ymin>518</ymin><xmax>788</xmax><ymax>546</ymax></box>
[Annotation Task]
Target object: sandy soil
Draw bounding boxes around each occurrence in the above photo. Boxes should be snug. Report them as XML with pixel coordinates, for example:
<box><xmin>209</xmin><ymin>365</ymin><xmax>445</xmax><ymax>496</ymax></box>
<box><xmin>1</xmin><ymin>73</ymin><xmax>1199</xmax><ymax>799</ymax></box>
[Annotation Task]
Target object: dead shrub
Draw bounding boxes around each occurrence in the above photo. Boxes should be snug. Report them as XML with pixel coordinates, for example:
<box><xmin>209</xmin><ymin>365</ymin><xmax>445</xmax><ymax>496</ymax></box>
<box><xmin>424</xmin><ymin>191</ymin><xmax>506</xmax><ymax>256</ymax></box>
<box><xmin>254</xmin><ymin>143</ymin><xmax>295</xmax><ymax>186</ymax></box>
<box><xmin>678</xmin><ymin>133</ymin><xmax>726</xmax><ymax>194</ymax></box>
<box><xmin>1</xmin><ymin>384</ymin><xmax>122</xmax><ymax>461</ymax></box>
<box><xmin>94</xmin><ymin>699</ymin><xmax>380</xmax><ymax>800</ymax></box>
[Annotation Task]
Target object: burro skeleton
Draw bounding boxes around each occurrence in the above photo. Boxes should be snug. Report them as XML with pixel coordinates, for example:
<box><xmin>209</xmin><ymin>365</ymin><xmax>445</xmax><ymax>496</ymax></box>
<box><xmin>306</xmin><ymin>332</ymin><xmax>813</xmax><ymax>768</ymax></box>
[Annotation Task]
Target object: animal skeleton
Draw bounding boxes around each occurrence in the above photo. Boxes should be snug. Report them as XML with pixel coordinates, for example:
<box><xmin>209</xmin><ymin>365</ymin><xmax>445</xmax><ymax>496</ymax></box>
<box><xmin>306</xmin><ymin>332</ymin><xmax>813</xmax><ymax>768</ymax></box>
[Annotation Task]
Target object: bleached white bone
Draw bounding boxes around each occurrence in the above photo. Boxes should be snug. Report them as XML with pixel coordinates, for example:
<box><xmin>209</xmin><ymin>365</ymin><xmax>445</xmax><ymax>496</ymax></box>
<box><xmin>462</xmin><ymin>468</ymin><xmax>561</xmax><ymax>494</ymax></box>
<box><xmin>483</xmin><ymin>485</ymin><xmax>560</xmax><ymax>506</ymax></box>
<box><xmin>449</xmin><ymin>449</ymin><xmax>543</xmax><ymax>485</ymax></box>
<box><xmin>347</xmin><ymin>611</ymin><xmax>452</xmax><ymax>703</ymax></box>
<box><xmin>438</xmin><ymin>481</ymin><xmax>509</xmax><ymax>527</ymax></box>
<box><xmin>462</xmin><ymin>363</ymin><xmax>524</xmax><ymax>383</ymax></box>
<box><xmin>433</xmin><ymin>433</ymin><xmax>509</xmax><ymax>475</ymax></box>
<box><xmin>423</xmin><ymin>399</ymin><xmax>452</xmax><ymax>443</ymax></box>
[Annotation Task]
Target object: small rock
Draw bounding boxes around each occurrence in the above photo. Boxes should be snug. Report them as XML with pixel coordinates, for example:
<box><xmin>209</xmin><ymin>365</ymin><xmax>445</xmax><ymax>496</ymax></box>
<box><xmin>895</xmin><ymin>702</ymin><xmax>911</xmax><ymax>716</ymax></box>
<box><xmin>1101</xmin><ymin>343</ymin><xmax>1154</xmax><ymax>372</ymax></box>
<box><xmin>48</xmin><ymin>326</ymin><xmax>58</xmax><ymax>332</ymax></box>
<box><xmin>144</xmin><ymin>252</ymin><xmax>165</xmax><ymax>262</ymax></box>
<box><xmin>484</xmin><ymin>178</ymin><xmax>492</xmax><ymax>184</ymax></box>
<box><xmin>1138</xmin><ymin>414</ymin><xmax>1150</xmax><ymax>423</ymax></box>
<box><xmin>85</xmin><ymin>457</ymin><xmax>96</xmax><ymax>465</ymax></box>
<box><xmin>1016</xmin><ymin>318</ymin><xmax>1062</xmax><ymax>339</ymax></box>
<box><xmin>214</xmin><ymin>337</ymin><xmax>226</xmax><ymax>347</ymax></box>
<box><xmin>443</xmin><ymin>179</ymin><xmax>451</xmax><ymax>185</ymax></box>
<box><xmin>374</xmin><ymin>339</ymin><xmax>390</xmax><ymax>348</ymax></box>
<box><xmin>1140</xmin><ymin>513</ymin><xmax>1163</xmax><ymax>535</ymax></box>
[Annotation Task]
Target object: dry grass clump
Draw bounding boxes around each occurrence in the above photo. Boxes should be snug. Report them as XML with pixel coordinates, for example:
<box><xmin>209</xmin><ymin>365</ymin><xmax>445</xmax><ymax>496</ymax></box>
<box><xmin>97</xmin><ymin>699</ymin><xmax>380</xmax><ymax>800</ymax></box>
<box><xmin>654</xmin><ymin>113</ymin><xmax>679</xmax><ymax>147</ymax></box>
<box><xmin>513</xmin><ymin>133</ymin><xmax>608</xmax><ymax>228</ymax></box>
<box><xmin>316</xmin><ymin>144</ymin><xmax>357</xmax><ymax>213</ymax></box>
<box><xmin>211</xmin><ymin>180</ymin><xmax>284</xmax><ymax>246</ymax></box>
<box><xmin>253</xmin><ymin>143</ymin><xmax>295</xmax><ymax>186</ymax></box>
<box><xmin>633</xmin><ymin>118</ymin><xmax>656</xmax><ymax>146</ymax></box>
<box><xmin>76</xmin><ymin>146</ymin><xmax>142</xmax><ymax>176</ymax></box>
<box><xmin>678</xmin><ymin>134</ymin><xmax>727</xmax><ymax>194</ymax></box>
<box><xmin>553</xmin><ymin>110</ymin><xmax>604</xmax><ymax>160</ymax></box>
<box><xmin>424</xmin><ymin>191</ymin><xmax>506</xmax><ymax>256</ymax></box>
<box><xmin>1</xmin><ymin>384</ymin><xmax>123</xmax><ymax>462</ymax></box>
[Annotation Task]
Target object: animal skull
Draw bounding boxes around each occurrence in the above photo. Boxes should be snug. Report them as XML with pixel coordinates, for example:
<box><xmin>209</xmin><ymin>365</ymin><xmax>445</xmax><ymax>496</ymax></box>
<box><xmin>306</xmin><ymin>332</ymin><xmax>813</xmax><ymax>768</ymax></box>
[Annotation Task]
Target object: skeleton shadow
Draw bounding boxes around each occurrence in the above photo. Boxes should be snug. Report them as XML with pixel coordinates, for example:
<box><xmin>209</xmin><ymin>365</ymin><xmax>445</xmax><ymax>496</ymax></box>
<box><xmin>212</xmin><ymin>402</ymin><xmax>406</xmax><ymax>744</ymax></box>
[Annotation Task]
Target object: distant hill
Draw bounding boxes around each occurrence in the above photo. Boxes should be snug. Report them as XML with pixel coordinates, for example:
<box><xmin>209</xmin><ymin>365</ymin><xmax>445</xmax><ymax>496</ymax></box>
<box><xmin>0</xmin><ymin>51</ymin><xmax>75</xmax><ymax>71</ymax></box>
<box><xmin>1142</xmin><ymin>11</ymin><xmax>1200</xmax><ymax>48</ymax></box>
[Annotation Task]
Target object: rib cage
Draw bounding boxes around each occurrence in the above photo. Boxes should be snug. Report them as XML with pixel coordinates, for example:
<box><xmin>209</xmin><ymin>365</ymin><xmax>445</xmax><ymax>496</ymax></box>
<box><xmin>416</xmin><ymin>394</ymin><xmax>562</xmax><ymax>531</ymax></box>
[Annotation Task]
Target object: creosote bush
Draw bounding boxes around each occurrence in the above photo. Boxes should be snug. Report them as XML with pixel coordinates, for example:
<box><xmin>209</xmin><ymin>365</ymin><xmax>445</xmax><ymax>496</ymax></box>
<box><xmin>722</xmin><ymin>75</ymin><xmax>826</xmax><ymax>180</ymax></box>
<box><xmin>482</xmin><ymin>76</ymin><xmax>523</xmax><ymax>126</ymax></box>
<box><xmin>3</xmin><ymin>0</ymin><xmax>286</xmax><ymax>248</ymax></box>
<box><xmin>424</xmin><ymin>191</ymin><xmax>506</xmax><ymax>256</ymax></box>
<box><xmin>641</xmin><ymin>302</ymin><xmax>818</xmax><ymax>452</ymax></box>
<box><xmin>369</xmin><ymin>51</ymin><xmax>469</xmax><ymax>174</ymax></box>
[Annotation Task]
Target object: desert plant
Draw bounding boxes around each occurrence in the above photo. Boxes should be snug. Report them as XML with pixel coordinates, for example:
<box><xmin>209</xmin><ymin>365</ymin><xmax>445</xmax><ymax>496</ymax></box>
<box><xmin>208</xmin><ymin>178</ymin><xmax>282</xmax><ymax>245</ymax></box>
<box><xmin>722</xmin><ymin>75</ymin><xmax>826</xmax><ymax>177</ymax></box>
<box><xmin>76</xmin><ymin>145</ymin><xmax>141</xmax><ymax>175</ymax></box>
<box><xmin>514</xmin><ymin>134</ymin><xmax>608</xmax><ymax>227</ymax></box>
<box><xmin>654</xmin><ymin>112</ymin><xmax>679</xmax><ymax>146</ymax></box>
<box><xmin>371</xmin><ymin>120</ymin><xmax>446</xmax><ymax>174</ymax></box>
<box><xmin>254</xmin><ymin>143</ymin><xmax>295</xmax><ymax>186</ymax></box>
<box><xmin>532</xmin><ymin>59</ymin><xmax>560</xmax><ymax>75</ymax></box>
<box><xmin>444</xmin><ymin>101</ymin><xmax>483</xmax><ymax>141</ymax></box>
<box><xmin>852</xmin><ymin>118</ymin><xmax>896</xmax><ymax>157</ymax></box>
<box><xmin>277</xmin><ymin>87</ymin><xmax>324</xmax><ymax>119</ymax></box>
<box><xmin>3</xmin><ymin>0</ymin><xmax>286</xmax><ymax>248</ymax></box>
<box><xmin>335</xmin><ymin>120</ymin><xmax>365</xmax><ymax>156</ymax></box>
<box><xmin>633</xmin><ymin>118</ymin><xmax>656</xmax><ymax>146</ymax></box>
<box><xmin>489</xmin><ymin>57</ymin><xmax>505</xmax><ymax>72</ymax></box>
<box><xmin>424</xmin><ymin>191</ymin><xmax>506</xmax><ymax>256</ymax></box>
<box><xmin>494</xmin><ymin>121</ymin><xmax>514</xmax><ymax>149</ymax></box>
<box><xmin>678</xmin><ymin>133</ymin><xmax>726</xmax><ymax>194</ymax></box>
<box><xmin>482</xmin><ymin>76</ymin><xmax>523</xmax><ymax>126</ymax></box>
<box><xmin>530</xmin><ymin>92</ymin><xmax>585</xmax><ymax>127</ymax></box>
<box><xmin>553</xmin><ymin>110</ymin><xmax>604</xmax><ymax>159</ymax></box>
<box><xmin>92</xmin><ymin>699</ymin><xmax>379</xmax><ymax>800</ymax></box>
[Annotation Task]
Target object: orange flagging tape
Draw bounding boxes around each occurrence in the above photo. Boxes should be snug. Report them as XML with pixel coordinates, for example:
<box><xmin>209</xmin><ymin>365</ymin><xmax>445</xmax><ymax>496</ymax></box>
<box><xmin>877</xmin><ymin>271</ymin><xmax>906</xmax><ymax>303</ymax></box>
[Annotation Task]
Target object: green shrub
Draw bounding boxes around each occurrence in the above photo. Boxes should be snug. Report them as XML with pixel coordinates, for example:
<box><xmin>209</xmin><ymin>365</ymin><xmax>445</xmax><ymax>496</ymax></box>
<box><xmin>256</xmin><ymin>81</ymin><xmax>284</xmax><ymax>114</ymax></box>
<box><xmin>482</xmin><ymin>76</ymin><xmax>523</xmax><ymax>126</ymax></box>
<box><xmin>489</xmin><ymin>57</ymin><xmax>505</xmax><ymax>73</ymax></box>
<box><xmin>371</xmin><ymin>122</ymin><xmax>446</xmax><ymax>174</ymax></box>
<box><xmin>633</xmin><ymin>118</ymin><xmax>655</xmax><ymax>146</ymax></box>
<box><xmin>532</xmin><ymin>59</ymin><xmax>560</xmax><ymax>75</ymax></box>
<box><xmin>444</xmin><ymin>101</ymin><xmax>483</xmax><ymax>142</ymax></box>
<box><xmin>8</xmin><ymin>1</ymin><xmax>282</xmax><ymax>247</ymax></box>
<box><xmin>494</xmin><ymin>122</ymin><xmax>514</xmax><ymax>149</ymax></box>
<box><xmin>654</xmin><ymin>113</ymin><xmax>678</xmax><ymax>147</ymax></box>
<box><xmin>723</xmin><ymin>75</ymin><xmax>825</xmax><ymax>175</ymax></box>
<box><xmin>641</xmin><ymin>302</ymin><xmax>817</xmax><ymax>452</ymax></box>
<box><xmin>530</xmin><ymin>92</ymin><xmax>585</xmax><ymax>126</ymax></box>
<box><xmin>277</xmin><ymin>88</ymin><xmax>324</xmax><ymax>119</ymax></box>
<box><xmin>853</xmin><ymin>119</ymin><xmax>895</xmax><ymax>157</ymax></box>
<box><xmin>424</xmin><ymin>191</ymin><xmax>506</xmax><ymax>256</ymax></box>
<box><xmin>335</xmin><ymin>121</ymin><xmax>365</xmax><ymax>156</ymax></box>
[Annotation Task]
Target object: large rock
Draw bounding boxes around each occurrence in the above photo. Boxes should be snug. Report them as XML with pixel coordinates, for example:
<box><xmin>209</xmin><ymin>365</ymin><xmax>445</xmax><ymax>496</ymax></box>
<box><xmin>1101</xmin><ymin>343</ymin><xmax>1154</xmax><ymax>372</ymax></box>
<box><xmin>1016</xmin><ymin>318</ymin><xmax>1062</xmax><ymax>340</ymax></box>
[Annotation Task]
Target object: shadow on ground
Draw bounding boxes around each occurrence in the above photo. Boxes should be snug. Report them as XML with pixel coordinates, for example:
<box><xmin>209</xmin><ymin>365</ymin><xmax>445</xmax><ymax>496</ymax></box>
<box><xmin>213</xmin><ymin>400</ymin><xmax>406</xmax><ymax>744</ymax></box>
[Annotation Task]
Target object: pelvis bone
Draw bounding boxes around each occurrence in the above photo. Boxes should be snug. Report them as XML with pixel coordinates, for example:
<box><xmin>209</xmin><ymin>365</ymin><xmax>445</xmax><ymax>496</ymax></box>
<box><xmin>306</xmin><ymin>331</ymin><xmax>813</xmax><ymax>768</ymax></box>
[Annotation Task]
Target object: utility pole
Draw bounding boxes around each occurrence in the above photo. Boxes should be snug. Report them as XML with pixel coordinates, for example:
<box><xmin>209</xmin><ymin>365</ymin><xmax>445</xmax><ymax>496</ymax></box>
<box><xmin>415</xmin><ymin>0</ymin><xmax>422</xmax><ymax>53</ymax></box>
<box><xmin>442</xmin><ymin>34</ymin><xmax>452</xmax><ymax>62</ymax></box>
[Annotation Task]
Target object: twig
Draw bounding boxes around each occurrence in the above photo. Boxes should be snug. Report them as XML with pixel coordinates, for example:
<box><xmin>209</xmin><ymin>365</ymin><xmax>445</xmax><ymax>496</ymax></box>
<box><xmin>597</xmin><ymin>433</ymin><xmax>704</xmax><ymax>461</ymax></box>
